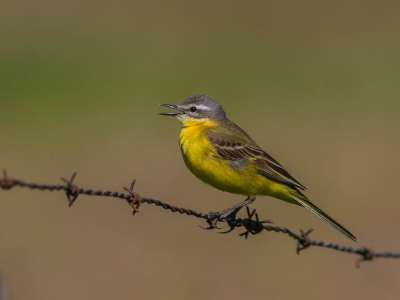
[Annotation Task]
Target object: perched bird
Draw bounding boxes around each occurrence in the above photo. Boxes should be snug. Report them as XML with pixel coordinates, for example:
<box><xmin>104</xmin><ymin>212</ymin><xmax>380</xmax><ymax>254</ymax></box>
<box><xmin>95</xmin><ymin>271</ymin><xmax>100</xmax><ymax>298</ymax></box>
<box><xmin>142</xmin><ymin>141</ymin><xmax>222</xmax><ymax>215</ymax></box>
<box><xmin>159</xmin><ymin>94</ymin><xmax>356</xmax><ymax>241</ymax></box>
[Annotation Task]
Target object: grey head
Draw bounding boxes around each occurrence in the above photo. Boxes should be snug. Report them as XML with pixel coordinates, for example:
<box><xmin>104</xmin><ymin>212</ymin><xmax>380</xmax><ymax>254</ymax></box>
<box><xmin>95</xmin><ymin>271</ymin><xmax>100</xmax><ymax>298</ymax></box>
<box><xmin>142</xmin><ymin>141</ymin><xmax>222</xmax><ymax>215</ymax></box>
<box><xmin>159</xmin><ymin>94</ymin><xmax>227</xmax><ymax>120</ymax></box>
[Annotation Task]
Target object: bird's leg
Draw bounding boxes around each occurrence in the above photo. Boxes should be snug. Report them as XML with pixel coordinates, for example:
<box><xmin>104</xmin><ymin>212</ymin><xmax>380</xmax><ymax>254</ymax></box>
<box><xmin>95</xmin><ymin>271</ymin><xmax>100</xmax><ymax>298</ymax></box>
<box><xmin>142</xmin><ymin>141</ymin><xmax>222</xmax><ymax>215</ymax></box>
<box><xmin>205</xmin><ymin>197</ymin><xmax>256</xmax><ymax>229</ymax></box>
<box><xmin>210</xmin><ymin>197</ymin><xmax>256</xmax><ymax>217</ymax></box>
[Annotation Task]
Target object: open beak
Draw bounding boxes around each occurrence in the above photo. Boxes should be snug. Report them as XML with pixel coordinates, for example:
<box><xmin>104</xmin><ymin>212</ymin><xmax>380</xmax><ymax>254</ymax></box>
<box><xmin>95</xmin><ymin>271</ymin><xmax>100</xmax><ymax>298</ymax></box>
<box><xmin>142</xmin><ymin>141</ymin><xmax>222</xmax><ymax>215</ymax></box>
<box><xmin>158</xmin><ymin>104</ymin><xmax>183</xmax><ymax>116</ymax></box>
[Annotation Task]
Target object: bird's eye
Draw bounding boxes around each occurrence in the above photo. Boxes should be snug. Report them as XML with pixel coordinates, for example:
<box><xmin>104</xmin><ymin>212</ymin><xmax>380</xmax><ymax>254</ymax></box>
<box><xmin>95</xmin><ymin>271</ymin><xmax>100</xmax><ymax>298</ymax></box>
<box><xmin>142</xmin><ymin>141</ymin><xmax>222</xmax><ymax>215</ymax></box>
<box><xmin>189</xmin><ymin>106</ymin><xmax>197</xmax><ymax>113</ymax></box>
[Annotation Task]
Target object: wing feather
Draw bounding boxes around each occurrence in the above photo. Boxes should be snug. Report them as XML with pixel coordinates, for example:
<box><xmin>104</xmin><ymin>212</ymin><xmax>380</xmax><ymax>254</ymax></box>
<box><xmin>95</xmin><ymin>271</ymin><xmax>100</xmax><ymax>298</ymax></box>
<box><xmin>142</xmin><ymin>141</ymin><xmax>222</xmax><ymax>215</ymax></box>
<box><xmin>206</xmin><ymin>131</ymin><xmax>306</xmax><ymax>191</ymax></box>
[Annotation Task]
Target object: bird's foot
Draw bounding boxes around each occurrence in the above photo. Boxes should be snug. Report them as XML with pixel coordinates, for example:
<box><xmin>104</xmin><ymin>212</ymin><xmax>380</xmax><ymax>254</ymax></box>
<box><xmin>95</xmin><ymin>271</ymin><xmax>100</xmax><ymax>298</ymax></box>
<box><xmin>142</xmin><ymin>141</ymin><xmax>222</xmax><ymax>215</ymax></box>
<box><xmin>199</xmin><ymin>197</ymin><xmax>257</xmax><ymax>230</ymax></box>
<box><xmin>199</xmin><ymin>211</ymin><xmax>224</xmax><ymax>230</ymax></box>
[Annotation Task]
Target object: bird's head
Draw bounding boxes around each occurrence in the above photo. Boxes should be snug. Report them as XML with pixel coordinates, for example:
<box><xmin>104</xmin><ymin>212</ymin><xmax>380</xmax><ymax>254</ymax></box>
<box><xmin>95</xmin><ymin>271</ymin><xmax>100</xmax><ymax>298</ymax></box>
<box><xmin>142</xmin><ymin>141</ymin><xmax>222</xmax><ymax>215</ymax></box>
<box><xmin>159</xmin><ymin>94</ymin><xmax>226</xmax><ymax>126</ymax></box>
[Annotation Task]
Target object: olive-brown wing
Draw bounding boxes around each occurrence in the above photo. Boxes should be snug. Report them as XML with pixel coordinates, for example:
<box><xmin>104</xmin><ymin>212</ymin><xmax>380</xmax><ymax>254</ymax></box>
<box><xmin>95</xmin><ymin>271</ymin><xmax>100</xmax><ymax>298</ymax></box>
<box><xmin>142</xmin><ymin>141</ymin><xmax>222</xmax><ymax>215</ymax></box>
<box><xmin>206</xmin><ymin>131</ymin><xmax>306</xmax><ymax>191</ymax></box>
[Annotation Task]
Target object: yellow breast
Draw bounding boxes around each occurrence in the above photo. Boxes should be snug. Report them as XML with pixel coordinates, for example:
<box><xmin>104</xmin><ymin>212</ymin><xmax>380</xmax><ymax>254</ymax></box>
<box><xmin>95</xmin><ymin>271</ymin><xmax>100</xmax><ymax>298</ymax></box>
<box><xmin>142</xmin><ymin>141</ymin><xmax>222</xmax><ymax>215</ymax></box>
<box><xmin>178</xmin><ymin>119</ymin><xmax>260</xmax><ymax>196</ymax></box>
<box><xmin>177</xmin><ymin>117</ymin><xmax>296</xmax><ymax>202</ymax></box>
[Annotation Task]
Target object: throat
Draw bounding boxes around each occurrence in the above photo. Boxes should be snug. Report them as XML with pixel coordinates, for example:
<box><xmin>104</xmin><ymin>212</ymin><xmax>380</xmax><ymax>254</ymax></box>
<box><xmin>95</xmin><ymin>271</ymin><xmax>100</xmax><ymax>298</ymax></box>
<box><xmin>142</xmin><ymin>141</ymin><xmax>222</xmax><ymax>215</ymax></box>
<box><xmin>179</xmin><ymin>119</ymin><xmax>215</xmax><ymax>155</ymax></box>
<box><xmin>181</xmin><ymin>118</ymin><xmax>206</xmax><ymax>128</ymax></box>
<box><xmin>179</xmin><ymin>124</ymin><xmax>204</xmax><ymax>150</ymax></box>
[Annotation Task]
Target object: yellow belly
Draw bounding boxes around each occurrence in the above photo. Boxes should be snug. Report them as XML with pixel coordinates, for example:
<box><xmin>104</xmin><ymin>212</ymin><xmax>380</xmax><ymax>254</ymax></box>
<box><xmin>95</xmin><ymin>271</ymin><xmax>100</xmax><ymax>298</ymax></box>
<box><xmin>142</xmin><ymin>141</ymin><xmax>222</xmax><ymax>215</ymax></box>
<box><xmin>178</xmin><ymin>125</ymin><xmax>297</xmax><ymax>204</ymax></box>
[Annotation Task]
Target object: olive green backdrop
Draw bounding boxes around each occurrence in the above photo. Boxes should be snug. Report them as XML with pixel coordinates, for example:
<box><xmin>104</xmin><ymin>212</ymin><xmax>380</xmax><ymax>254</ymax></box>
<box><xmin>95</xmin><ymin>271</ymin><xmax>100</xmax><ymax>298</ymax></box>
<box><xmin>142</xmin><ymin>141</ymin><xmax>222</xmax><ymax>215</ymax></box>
<box><xmin>1</xmin><ymin>1</ymin><xmax>399</xmax><ymax>299</ymax></box>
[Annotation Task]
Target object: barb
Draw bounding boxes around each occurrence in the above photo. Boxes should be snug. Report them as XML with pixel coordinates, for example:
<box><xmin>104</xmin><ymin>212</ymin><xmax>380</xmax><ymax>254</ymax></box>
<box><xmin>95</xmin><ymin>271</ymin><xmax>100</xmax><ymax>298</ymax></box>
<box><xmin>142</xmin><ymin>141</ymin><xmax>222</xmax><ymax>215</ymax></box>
<box><xmin>297</xmin><ymin>228</ymin><xmax>314</xmax><ymax>254</ymax></box>
<box><xmin>1</xmin><ymin>170</ymin><xmax>399</xmax><ymax>267</ymax></box>
<box><xmin>123</xmin><ymin>179</ymin><xmax>142</xmax><ymax>215</ymax></box>
<box><xmin>61</xmin><ymin>172</ymin><xmax>79</xmax><ymax>206</ymax></box>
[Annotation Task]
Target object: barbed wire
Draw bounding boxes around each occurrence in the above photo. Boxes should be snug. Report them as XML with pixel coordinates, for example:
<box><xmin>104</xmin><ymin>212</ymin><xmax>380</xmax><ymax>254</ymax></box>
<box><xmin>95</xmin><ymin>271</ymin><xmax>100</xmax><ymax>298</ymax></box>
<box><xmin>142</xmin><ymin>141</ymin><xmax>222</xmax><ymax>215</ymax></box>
<box><xmin>1</xmin><ymin>169</ymin><xmax>399</xmax><ymax>268</ymax></box>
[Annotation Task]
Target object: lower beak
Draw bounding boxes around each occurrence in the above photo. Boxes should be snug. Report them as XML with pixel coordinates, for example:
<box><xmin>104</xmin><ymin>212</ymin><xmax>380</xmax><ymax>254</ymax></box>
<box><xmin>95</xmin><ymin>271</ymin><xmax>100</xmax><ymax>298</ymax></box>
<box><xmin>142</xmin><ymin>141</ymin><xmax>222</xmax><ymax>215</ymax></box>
<box><xmin>158</xmin><ymin>104</ymin><xmax>182</xmax><ymax>116</ymax></box>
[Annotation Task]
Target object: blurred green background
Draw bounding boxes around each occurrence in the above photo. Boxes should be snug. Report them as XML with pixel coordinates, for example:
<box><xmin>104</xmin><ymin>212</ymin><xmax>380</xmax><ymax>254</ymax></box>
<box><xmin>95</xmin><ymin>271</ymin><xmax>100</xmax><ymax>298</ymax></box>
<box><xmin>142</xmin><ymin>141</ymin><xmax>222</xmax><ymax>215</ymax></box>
<box><xmin>1</xmin><ymin>1</ymin><xmax>399</xmax><ymax>299</ymax></box>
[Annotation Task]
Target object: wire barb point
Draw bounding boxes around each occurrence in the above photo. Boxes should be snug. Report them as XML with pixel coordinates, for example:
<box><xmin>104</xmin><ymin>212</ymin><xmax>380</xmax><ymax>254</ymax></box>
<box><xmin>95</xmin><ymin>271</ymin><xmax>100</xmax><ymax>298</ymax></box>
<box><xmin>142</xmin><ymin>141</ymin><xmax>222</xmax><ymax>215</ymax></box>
<box><xmin>123</xmin><ymin>179</ymin><xmax>142</xmax><ymax>216</ymax></box>
<box><xmin>60</xmin><ymin>172</ymin><xmax>79</xmax><ymax>206</ymax></box>
<box><xmin>296</xmin><ymin>228</ymin><xmax>314</xmax><ymax>254</ymax></box>
<box><xmin>1</xmin><ymin>170</ymin><xmax>400</xmax><ymax>266</ymax></box>
<box><xmin>239</xmin><ymin>206</ymin><xmax>273</xmax><ymax>239</ymax></box>
<box><xmin>0</xmin><ymin>169</ymin><xmax>15</xmax><ymax>190</ymax></box>
<box><xmin>356</xmin><ymin>247</ymin><xmax>375</xmax><ymax>268</ymax></box>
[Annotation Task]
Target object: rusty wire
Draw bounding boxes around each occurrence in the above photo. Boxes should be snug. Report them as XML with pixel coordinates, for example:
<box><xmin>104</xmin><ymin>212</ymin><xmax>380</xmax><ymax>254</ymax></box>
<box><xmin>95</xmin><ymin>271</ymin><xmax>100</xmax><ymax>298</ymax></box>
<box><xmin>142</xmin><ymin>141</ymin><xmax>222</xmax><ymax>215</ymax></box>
<box><xmin>1</xmin><ymin>170</ymin><xmax>399</xmax><ymax>267</ymax></box>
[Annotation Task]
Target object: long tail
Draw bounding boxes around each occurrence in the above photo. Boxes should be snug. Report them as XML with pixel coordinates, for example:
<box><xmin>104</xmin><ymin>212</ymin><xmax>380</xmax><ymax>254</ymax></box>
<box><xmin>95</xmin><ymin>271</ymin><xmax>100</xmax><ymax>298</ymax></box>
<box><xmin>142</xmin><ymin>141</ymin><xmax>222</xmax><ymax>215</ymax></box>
<box><xmin>291</xmin><ymin>195</ymin><xmax>357</xmax><ymax>242</ymax></box>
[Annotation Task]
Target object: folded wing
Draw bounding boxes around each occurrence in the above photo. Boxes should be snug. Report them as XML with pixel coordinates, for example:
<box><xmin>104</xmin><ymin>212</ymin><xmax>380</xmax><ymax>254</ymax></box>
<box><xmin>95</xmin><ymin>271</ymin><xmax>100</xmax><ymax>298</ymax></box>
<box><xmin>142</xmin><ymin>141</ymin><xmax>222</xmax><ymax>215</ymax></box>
<box><xmin>206</xmin><ymin>131</ymin><xmax>306</xmax><ymax>191</ymax></box>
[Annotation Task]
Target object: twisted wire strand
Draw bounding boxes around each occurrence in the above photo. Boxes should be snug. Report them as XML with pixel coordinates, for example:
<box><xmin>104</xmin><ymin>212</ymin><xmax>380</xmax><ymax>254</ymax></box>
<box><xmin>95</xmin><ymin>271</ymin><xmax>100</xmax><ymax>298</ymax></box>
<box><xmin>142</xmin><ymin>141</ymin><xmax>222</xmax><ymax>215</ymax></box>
<box><xmin>1</xmin><ymin>170</ymin><xmax>399</xmax><ymax>267</ymax></box>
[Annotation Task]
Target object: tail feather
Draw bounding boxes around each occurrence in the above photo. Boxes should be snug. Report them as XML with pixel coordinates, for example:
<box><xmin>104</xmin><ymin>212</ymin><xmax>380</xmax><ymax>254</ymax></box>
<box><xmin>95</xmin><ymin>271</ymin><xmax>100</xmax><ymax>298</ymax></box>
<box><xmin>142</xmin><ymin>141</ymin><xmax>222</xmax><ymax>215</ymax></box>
<box><xmin>291</xmin><ymin>195</ymin><xmax>357</xmax><ymax>242</ymax></box>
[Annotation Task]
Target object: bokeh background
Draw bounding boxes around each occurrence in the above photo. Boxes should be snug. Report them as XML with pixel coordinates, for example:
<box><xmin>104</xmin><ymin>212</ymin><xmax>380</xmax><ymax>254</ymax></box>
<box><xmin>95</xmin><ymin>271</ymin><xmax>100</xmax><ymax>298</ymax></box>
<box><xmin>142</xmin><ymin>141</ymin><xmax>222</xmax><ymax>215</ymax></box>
<box><xmin>1</xmin><ymin>1</ymin><xmax>400</xmax><ymax>299</ymax></box>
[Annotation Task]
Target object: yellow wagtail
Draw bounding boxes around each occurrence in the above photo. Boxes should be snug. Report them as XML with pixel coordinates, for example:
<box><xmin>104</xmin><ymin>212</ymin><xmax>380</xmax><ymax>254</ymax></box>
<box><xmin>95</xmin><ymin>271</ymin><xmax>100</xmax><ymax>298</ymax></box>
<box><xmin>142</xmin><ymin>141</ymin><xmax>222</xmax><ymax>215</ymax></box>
<box><xmin>159</xmin><ymin>94</ymin><xmax>356</xmax><ymax>241</ymax></box>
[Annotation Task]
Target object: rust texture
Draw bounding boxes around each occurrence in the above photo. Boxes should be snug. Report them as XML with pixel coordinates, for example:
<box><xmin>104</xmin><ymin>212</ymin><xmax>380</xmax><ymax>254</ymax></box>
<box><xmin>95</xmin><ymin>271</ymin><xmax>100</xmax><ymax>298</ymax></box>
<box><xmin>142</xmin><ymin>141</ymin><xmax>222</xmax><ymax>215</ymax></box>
<box><xmin>1</xmin><ymin>169</ymin><xmax>399</xmax><ymax>267</ymax></box>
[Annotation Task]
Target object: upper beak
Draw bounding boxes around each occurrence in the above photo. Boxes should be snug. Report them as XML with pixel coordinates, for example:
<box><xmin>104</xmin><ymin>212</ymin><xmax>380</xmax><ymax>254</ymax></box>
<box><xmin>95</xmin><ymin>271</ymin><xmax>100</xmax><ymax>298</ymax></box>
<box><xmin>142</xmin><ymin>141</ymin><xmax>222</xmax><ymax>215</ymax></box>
<box><xmin>158</xmin><ymin>104</ymin><xmax>183</xmax><ymax>116</ymax></box>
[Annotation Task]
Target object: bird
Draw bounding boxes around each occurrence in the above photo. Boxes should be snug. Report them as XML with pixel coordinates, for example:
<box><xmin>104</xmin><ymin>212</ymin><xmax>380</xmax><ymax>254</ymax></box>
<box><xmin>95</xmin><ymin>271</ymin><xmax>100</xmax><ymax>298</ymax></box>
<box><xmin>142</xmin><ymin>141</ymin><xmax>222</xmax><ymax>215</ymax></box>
<box><xmin>159</xmin><ymin>94</ymin><xmax>356</xmax><ymax>241</ymax></box>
